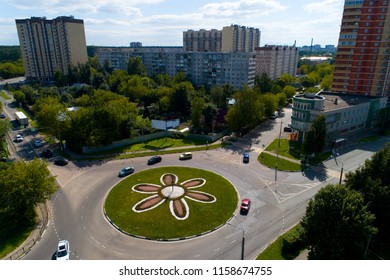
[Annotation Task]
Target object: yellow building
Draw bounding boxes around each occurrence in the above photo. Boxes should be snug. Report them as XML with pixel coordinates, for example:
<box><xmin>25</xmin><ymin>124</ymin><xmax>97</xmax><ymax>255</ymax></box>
<box><xmin>15</xmin><ymin>16</ymin><xmax>88</xmax><ymax>81</ymax></box>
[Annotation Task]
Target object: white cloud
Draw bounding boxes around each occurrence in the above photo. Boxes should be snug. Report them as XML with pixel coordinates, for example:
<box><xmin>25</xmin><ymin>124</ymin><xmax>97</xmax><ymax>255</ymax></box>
<box><xmin>201</xmin><ymin>0</ymin><xmax>287</xmax><ymax>17</ymax></box>
<box><xmin>6</xmin><ymin>0</ymin><xmax>163</xmax><ymax>16</ymax></box>
<box><xmin>304</xmin><ymin>0</ymin><xmax>343</xmax><ymax>15</ymax></box>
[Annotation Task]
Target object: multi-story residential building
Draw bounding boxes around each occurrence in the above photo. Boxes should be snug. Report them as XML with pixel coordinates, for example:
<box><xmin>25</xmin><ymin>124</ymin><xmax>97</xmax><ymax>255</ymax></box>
<box><xmin>221</xmin><ymin>25</ymin><xmax>260</xmax><ymax>52</ymax></box>
<box><xmin>96</xmin><ymin>47</ymin><xmax>256</xmax><ymax>89</ymax></box>
<box><xmin>255</xmin><ymin>45</ymin><xmax>299</xmax><ymax>80</ymax></box>
<box><xmin>332</xmin><ymin>0</ymin><xmax>390</xmax><ymax>97</ymax></box>
<box><xmin>183</xmin><ymin>29</ymin><xmax>222</xmax><ymax>52</ymax></box>
<box><xmin>183</xmin><ymin>25</ymin><xmax>260</xmax><ymax>53</ymax></box>
<box><xmin>15</xmin><ymin>16</ymin><xmax>88</xmax><ymax>82</ymax></box>
<box><xmin>97</xmin><ymin>46</ymin><xmax>183</xmax><ymax>72</ymax></box>
<box><xmin>290</xmin><ymin>91</ymin><xmax>387</xmax><ymax>143</ymax></box>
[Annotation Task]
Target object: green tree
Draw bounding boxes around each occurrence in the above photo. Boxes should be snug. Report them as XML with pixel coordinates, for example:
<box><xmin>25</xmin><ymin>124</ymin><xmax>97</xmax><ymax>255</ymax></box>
<box><xmin>0</xmin><ymin>119</ymin><xmax>11</xmax><ymax>143</ymax></box>
<box><xmin>303</xmin><ymin>114</ymin><xmax>327</xmax><ymax>156</ymax></box>
<box><xmin>225</xmin><ymin>85</ymin><xmax>264</xmax><ymax>133</ymax></box>
<box><xmin>301</xmin><ymin>184</ymin><xmax>377</xmax><ymax>259</ymax></box>
<box><xmin>282</xmin><ymin>85</ymin><xmax>296</xmax><ymax>99</ymax></box>
<box><xmin>127</xmin><ymin>57</ymin><xmax>147</xmax><ymax>76</ymax></box>
<box><xmin>33</xmin><ymin>96</ymin><xmax>69</xmax><ymax>147</ymax></box>
<box><xmin>345</xmin><ymin>143</ymin><xmax>390</xmax><ymax>249</ymax></box>
<box><xmin>320</xmin><ymin>74</ymin><xmax>333</xmax><ymax>90</ymax></box>
<box><xmin>12</xmin><ymin>90</ymin><xmax>26</xmax><ymax>105</ymax></box>
<box><xmin>191</xmin><ymin>97</ymin><xmax>205</xmax><ymax>133</ymax></box>
<box><xmin>0</xmin><ymin>159</ymin><xmax>58</xmax><ymax>223</ymax></box>
<box><xmin>255</xmin><ymin>73</ymin><xmax>273</xmax><ymax>94</ymax></box>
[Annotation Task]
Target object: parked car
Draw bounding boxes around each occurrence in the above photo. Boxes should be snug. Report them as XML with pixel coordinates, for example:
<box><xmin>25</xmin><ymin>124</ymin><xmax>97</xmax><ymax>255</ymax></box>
<box><xmin>243</xmin><ymin>153</ymin><xmax>250</xmax><ymax>163</ymax></box>
<box><xmin>118</xmin><ymin>166</ymin><xmax>135</xmax><ymax>177</ymax></box>
<box><xmin>179</xmin><ymin>152</ymin><xmax>192</xmax><ymax>160</ymax></box>
<box><xmin>148</xmin><ymin>155</ymin><xmax>162</xmax><ymax>165</ymax></box>
<box><xmin>270</xmin><ymin>111</ymin><xmax>279</xmax><ymax>119</ymax></box>
<box><xmin>0</xmin><ymin>113</ymin><xmax>5</xmax><ymax>118</ymax></box>
<box><xmin>42</xmin><ymin>149</ymin><xmax>53</xmax><ymax>158</ymax></box>
<box><xmin>240</xmin><ymin>198</ymin><xmax>251</xmax><ymax>214</ymax></box>
<box><xmin>15</xmin><ymin>134</ymin><xmax>23</xmax><ymax>142</ymax></box>
<box><xmin>54</xmin><ymin>157</ymin><xmax>69</xmax><ymax>166</ymax></box>
<box><xmin>56</xmin><ymin>240</ymin><xmax>70</xmax><ymax>260</ymax></box>
<box><xmin>34</xmin><ymin>139</ymin><xmax>42</xmax><ymax>147</ymax></box>
<box><xmin>283</xmin><ymin>126</ymin><xmax>292</xmax><ymax>132</ymax></box>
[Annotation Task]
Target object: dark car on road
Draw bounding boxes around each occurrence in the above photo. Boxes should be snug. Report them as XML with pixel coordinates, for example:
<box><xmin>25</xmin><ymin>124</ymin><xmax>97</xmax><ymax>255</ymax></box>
<box><xmin>243</xmin><ymin>153</ymin><xmax>250</xmax><ymax>163</ymax></box>
<box><xmin>240</xmin><ymin>198</ymin><xmax>251</xmax><ymax>214</ymax></box>
<box><xmin>118</xmin><ymin>166</ymin><xmax>135</xmax><ymax>177</ymax></box>
<box><xmin>148</xmin><ymin>155</ymin><xmax>162</xmax><ymax>165</ymax></box>
<box><xmin>54</xmin><ymin>157</ymin><xmax>69</xmax><ymax>166</ymax></box>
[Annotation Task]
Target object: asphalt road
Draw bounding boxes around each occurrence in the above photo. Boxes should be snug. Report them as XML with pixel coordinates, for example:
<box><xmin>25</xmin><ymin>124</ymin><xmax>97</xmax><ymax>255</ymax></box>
<box><xmin>10</xmin><ymin>105</ymin><xmax>385</xmax><ymax>260</ymax></box>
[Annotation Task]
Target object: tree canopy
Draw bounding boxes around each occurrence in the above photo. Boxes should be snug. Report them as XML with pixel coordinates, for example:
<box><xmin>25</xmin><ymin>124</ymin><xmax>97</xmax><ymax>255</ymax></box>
<box><xmin>303</xmin><ymin>114</ymin><xmax>327</xmax><ymax>156</ymax></box>
<box><xmin>301</xmin><ymin>184</ymin><xmax>377</xmax><ymax>259</ymax></box>
<box><xmin>0</xmin><ymin>159</ymin><xmax>58</xmax><ymax>223</ymax></box>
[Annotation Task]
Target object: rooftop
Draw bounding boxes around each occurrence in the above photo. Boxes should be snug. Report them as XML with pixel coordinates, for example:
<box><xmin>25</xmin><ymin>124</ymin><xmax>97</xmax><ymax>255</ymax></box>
<box><xmin>295</xmin><ymin>91</ymin><xmax>382</xmax><ymax>111</ymax></box>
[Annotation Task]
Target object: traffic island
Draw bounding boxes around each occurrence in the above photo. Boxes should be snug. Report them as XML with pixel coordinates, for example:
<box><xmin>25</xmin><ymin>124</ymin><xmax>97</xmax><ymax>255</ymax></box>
<box><xmin>104</xmin><ymin>166</ymin><xmax>238</xmax><ymax>240</ymax></box>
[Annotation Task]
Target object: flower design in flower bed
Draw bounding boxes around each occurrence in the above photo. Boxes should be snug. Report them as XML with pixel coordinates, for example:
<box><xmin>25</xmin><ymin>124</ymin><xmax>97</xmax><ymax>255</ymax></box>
<box><xmin>132</xmin><ymin>173</ymin><xmax>216</xmax><ymax>220</ymax></box>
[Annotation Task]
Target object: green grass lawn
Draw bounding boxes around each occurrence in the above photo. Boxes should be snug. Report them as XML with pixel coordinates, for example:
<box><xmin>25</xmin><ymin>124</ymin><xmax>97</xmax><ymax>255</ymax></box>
<box><xmin>0</xmin><ymin>91</ymin><xmax>11</xmax><ymax>100</ymax></box>
<box><xmin>105</xmin><ymin>166</ymin><xmax>238</xmax><ymax>240</ymax></box>
<box><xmin>123</xmin><ymin>137</ymin><xmax>206</xmax><ymax>152</ymax></box>
<box><xmin>257</xmin><ymin>224</ymin><xmax>306</xmax><ymax>260</ymax></box>
<box><xmin>0</xmin><ymin>212</ymin><xmax>35</xmax><ymax>259</ymax></box>
<box><xmin>265</xmin><ymin>139</ymin><xmax>302</xmax><ymax>160</ymax></box>
<box><xmin>258</xmin><ymin>152</ymin><xmax>302</xmax><ymax>171</ymax></box>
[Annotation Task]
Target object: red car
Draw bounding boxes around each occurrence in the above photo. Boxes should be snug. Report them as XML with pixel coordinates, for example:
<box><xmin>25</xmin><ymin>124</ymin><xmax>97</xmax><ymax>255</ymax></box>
<box><xmin>240</xmin><ymin>198</ymin><xmax>251</xmax><ymax>214</ymax></box>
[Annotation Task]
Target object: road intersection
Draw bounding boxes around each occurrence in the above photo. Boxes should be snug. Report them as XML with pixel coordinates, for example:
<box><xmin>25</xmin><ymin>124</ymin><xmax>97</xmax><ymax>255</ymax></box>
<box><xmin>1</xmin><ymin>91</ymin><xmax>384</xmax><ymax>260</ymax></box>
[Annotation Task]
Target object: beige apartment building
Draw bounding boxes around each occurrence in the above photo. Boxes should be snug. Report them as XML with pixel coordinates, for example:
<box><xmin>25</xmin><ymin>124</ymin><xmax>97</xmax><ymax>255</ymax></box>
<box><xmin>255</xmin><ymin>45</ymin><xmax>299</xmax><ymax>80</ymax></box>
<box><xmin>15</xmin><ymin>16</ymin><xmax>88</xmax><ymax>81</ymax></box>
<box><xmin>183</xmin><ymin>24</ymin><xmax>260</xmax><ymax>52</ymax></box>
<box><xmin>183</xmin><ymin>29</ymin><xmax>222</xmax><ymax>52</ymax></box>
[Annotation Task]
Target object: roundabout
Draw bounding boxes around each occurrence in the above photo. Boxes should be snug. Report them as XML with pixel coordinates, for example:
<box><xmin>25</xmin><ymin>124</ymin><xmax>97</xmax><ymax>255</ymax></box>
<box><xmin>104</xmin><ymin>166</ymin><xmax>238</xmax><ymax>240</ymax></box>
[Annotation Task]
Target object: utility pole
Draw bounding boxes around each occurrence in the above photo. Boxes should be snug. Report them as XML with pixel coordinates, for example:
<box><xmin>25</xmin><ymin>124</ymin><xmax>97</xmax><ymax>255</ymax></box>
<box><xmin>275</xmin><ymin>120</ymin><xmax>283</xmax><ymax>192</ymax></box>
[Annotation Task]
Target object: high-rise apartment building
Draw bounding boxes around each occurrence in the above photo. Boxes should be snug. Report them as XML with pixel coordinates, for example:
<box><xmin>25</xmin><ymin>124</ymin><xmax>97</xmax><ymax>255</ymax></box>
<box><xmin>332</xmin><ymin>0</ymin><xmax>390</xmax><ymax>97</ymax></box>
<box><xmin>221</xmin><ymin>24</ymin><xmax>260</xmax><ymax>52</ymax></box>
<box><xmin>255</xmin><ymin>45</ymin><xmax>299</xmax><ymax>80</ymax></box>
<box><xmin>183</xmin><ymin>25</ymin><xmax>260</xmax><ymax>52</ymax></box>
<box><xmin>15</xmin><ymin>16</ymin><xmax>88</xmax><ymax>81</ymax></box>
<box><xmin>183</xmin><ymin>29</ymin><xmax>222</xmax><ymax>52</ymax></box>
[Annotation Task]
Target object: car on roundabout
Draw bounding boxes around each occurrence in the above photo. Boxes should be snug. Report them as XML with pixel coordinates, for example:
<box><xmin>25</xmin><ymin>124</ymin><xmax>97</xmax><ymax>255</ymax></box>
<box><xmin>118</xmin><ymin>166</ymin><xmax>135</xmax><ymax>177</ymax></box>
<box><xmin>56</xmin><ymin>240</ymin><xmax>70</xmax><ymax>260</ymax></box>
<box><xmin>147</xmin><ymin>155</ymin><xmax>162</xmax><ymax>165</ymax></box>
<box><xmin>240</xmin><ymin>198</ymin><xmax>251</xmax><ymax>214</ymax></box>
<box><xmin>179</xmin><ymin>152</ymin><xmax>192</xmax><ymax>160</ymax></box>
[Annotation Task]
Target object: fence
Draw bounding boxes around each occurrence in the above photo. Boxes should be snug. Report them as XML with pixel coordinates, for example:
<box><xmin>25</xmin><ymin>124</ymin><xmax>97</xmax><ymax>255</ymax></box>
<box><xmin>6</xmin><ymin>202</ymin><xmax>49</xmax><ymax>260</ymax></box>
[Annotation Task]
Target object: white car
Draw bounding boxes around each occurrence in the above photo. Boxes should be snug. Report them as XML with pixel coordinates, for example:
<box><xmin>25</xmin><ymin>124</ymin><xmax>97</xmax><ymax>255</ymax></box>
<box><xmin>56</xmin><ymin>240</ymin><xmax>70</xmax><ymax>260</ymax></box>
<box><xmin>15</xmin><ymin>134</ymin><xmax>23</xmax><ymax>142</ymax></box>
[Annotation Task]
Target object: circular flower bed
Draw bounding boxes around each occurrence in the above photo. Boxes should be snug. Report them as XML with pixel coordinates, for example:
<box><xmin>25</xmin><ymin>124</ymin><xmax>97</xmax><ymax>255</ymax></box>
<box><xmin>105</xmin><ymin>166</ymin><xmax>238</xmax><ymax>240</ymax></box>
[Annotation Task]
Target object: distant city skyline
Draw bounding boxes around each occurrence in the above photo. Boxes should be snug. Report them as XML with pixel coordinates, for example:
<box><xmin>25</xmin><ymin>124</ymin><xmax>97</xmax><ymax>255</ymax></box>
<box><xmin>0</xmin><ymin>0</ymin><xmax>344</xmax><ymax>47</ymax></box>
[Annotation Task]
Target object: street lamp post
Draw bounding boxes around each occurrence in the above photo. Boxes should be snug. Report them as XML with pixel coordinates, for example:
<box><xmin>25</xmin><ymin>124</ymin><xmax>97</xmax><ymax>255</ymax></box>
<box><xmin>339</xmin><ymin>162</ymin><xmax>344</xmax><ymax>185</ymax></box>
<box><xmin>228</xmin><ymin>214</ymin><xmax>245</xmax><ymax>260</ymax></box>
<box><xmin>275</xmin><ymin>120</ymin><xmax>283</xmax><ymax>192</ymax></box>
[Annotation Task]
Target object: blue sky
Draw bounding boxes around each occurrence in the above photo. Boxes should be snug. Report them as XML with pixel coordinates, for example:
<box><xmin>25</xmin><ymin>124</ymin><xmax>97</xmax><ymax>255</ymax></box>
<box><xmin>0</xmin><ymin>0</ymin><xmax>344</xmax><ymax>47</ymax></box>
